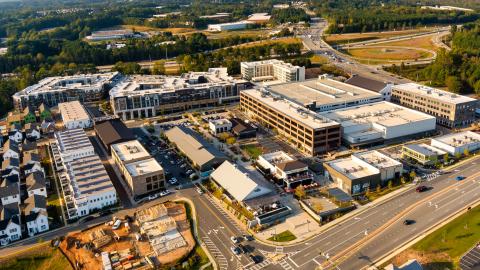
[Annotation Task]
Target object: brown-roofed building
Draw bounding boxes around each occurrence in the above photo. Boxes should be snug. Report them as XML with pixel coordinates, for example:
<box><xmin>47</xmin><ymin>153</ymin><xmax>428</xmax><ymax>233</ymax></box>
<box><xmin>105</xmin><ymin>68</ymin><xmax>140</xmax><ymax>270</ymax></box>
<box><xmin>230</xmin><ymin>118</ymin><xmax>257</xmax><ymax>139</ymax></box>
<box><xmin>345</xmin><ymin>75</ymin><xmax>392</xmax><ymax>101</ymax></box>
<box><xmin>94</xmin><ymin>118</ymin><xmax>136</xmax><ymax>151</ymax></box>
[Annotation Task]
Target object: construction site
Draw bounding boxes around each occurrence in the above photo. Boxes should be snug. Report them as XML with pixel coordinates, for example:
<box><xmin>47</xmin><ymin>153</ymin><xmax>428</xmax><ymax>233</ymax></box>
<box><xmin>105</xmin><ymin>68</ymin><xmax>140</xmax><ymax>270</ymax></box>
<box><xmin>59</xmin><ymin>202</ymin><xmax>195</xmax><ymax>270</ymax></box>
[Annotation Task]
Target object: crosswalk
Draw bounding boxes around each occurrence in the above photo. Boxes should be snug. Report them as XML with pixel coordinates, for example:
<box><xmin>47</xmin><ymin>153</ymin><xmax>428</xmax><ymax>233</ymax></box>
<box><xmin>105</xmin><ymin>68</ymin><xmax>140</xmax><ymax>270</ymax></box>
<box><xmin>203</xmin><ymin>194</ymin><xmax>244</xmax><ymax>233</ymax></box>
<box><xmin>278</xmin><ymin>259</ymin><xmax>295</xmax><ymax>270</ymax></box>
<box><xmin>202</xmin><ymin>236</ymin><xmax>229</xmax><ymax>270</ymax></box>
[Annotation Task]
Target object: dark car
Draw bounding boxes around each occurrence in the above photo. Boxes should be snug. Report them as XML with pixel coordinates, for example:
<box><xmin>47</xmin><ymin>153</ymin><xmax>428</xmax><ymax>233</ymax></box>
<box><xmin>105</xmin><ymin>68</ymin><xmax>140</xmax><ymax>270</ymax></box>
<box><xmin>249</xmin><ymin>255</ymin><xmax>262</xmax><ymax>264</ymax></box>
<box><xmin>415</xmin><ymin>186</ymin><xmax>428</xmax><ymax>193</ymax></box>
<box><xmin>456</xmin><ymin>175</ymin><xmax>466</xmax><ymax>181</ymax></box>
<box><xmin>244</xmin><ymin>234</ymin><xmax>254</xmax><ymax>241</ymax></box>
<box><xmin>403</xmin><ymin>219</ymin><xmax>415</xmax><ymax>225</ymax></box>
<box><xmin>79</xmin><ymin>216</ymin><xmax>96</xmax><ymax>224</ymax></box>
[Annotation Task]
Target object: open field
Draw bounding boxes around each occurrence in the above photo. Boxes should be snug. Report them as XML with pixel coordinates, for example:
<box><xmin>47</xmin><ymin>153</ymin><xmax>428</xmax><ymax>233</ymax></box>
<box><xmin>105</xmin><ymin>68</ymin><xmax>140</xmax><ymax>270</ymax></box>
<box><xmin>346</xmin><ymin>47</ymin><xmax>433</xmax><ymax>61</ymax></box>
<box><xmin>0</xmin><ymin>243</ymin><xmax>72</xmax><ymax>270</ymax></box>
<box><xmin>236</xmin><ymin>37</ymin><xmax>302</xmax><ymax>48</ymax></box>
<box><xmin>390</xmin><ymin>204</ymin><xmax>480</xmax><ymax>269</ymax></box>
<box><xmin>325</xmin><ymin>28</ymin><xmax>436</xmax><ymax>45</ymax></box>
<box><xmin>373</xmin><ymin>35</ymin><xmax>439</xmax><ymax>50</ymax></box>
<box><xmin>123</xmin><ymin>25</ymin><xmax>272</xmax><ymax>39</ymax></box>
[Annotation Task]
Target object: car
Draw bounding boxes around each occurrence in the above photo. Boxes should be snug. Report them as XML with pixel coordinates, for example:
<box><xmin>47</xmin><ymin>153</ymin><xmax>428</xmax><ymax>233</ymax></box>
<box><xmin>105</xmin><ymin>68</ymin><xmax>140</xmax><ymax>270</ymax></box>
<box><xmin>170</xmin><ymin>160</ymin><xmax>175</xmax><ymax>165</ymax></box>
<box><xmin>456</xmin><ymin>175</ymin><xmax>466</xmax><ymax>181</ymax></box>
<box><xmin>148</xmin><ymin>193</ymin><xmax>160</xmax><ymax>200</ymax></box>
<box><xmin>238</xmin><ymin>244</ymin><xmax>250</xmax><ymax>253</ymax></box>
<box><xmin>160</xmin><ymin>190</ymin><xmax>170</xmax><ymax>197</ymax></box>
<box><xmin>112</xmin><ymin>219</ymin><xmax>122</xmax><ymax>230</ymax></box>
<box><xmin>249</xmin><ymin>255</ymin><xmax>262</xmax><ymax>264</ymax></box>
<box><xmin>231</xmin><ymin>246</ymin><xmax>241</xmax><ymax>255</ymax></box>
<box><xmin>244</xmin><ymin>234</ymin><xmax>254</xmax><ymax>241</ymax></box>
<box><xmin>169</xmin><ymin>178</ymin><xmax>178</xmax><ymax>185</ymax></box>
<box><xmin>231</xmin><ymin>236</ymin><xmax>239</xmax><ymax>244</ymax></box>
<box><xmin>180</xmin><ymin>164</ymin><xmax>187</xmax><ymax>168</ymax></box>
<box><xmin>403</xmin><ymin>219</ymin><xmax>415</xmax><ymax>225</ymax></box>
<box><xmin>415</xmin><ymin>185</ymin><xmax>428</xmax><ymax>192</ymax></box>
<box><xmin>186</xmin><ymin>169</ymin><xmax>193</xmax><ymax>174</ymax></box>
<box><xmin>164</xmin><ymin>155</ymin><xmax>169</xmax><ymax>159</ymax></box>
<box><xmin>196</xmin><ymin>187</ymin><xmax>203</xmax><ymax>194</ymax></box>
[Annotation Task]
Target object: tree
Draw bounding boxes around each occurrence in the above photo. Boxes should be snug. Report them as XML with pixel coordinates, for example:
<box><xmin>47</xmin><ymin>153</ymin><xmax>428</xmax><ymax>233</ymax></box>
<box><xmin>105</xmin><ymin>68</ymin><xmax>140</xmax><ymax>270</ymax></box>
<box><xmin>464</xmin><ymin>148</ymin><xmax>470</xmax><ymax>157</ymax></box>
<box><xmin>387</xmin><ymin>180</ymin><xmax>393</xmax><ymax>190</ymax></box>
<box><xmin>443</xmin><ymin>153</ymin><xmax>450</xmax><ymax>163</ymax></box>
<box><xmin>152</xmin><ymin>61</ymin><xmax>165</xmax><ymax>75</ymax></box>
<box><xmin>409</xmin><ymin>171</ymin><xmax>416</xmax><ymax>180</ymax></box>
<box><xmin>455</xmin><ymin>152</ymin><xmax>462</xmax><ymax>160</ymax></box>
<box><xmin>294</xmin><ymin>185</ymin><xmax>306</xmax><ymax>200</ymax></box>
<box><xmin>445</xmin><ymin>76</ymin><xmax>463</xmax><ymax>93</ymax></box>
<box><xmin>376</xmin><ymin>184</ymin><xmax>381</xmax><ymax>193</ymax></box>
<box><xmin>226</xmin><ymin>137</ymin><xmax>236</xmax><ymax>145</ymax></box>
<box><xmin>400</xmin><ymin>176</ymin><xmax>406</xmax><ymax>184</ymax></box>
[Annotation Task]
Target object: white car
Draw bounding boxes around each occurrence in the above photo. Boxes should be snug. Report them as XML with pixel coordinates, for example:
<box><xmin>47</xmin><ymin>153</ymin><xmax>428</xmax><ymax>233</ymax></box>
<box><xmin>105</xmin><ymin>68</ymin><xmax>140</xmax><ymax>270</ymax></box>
<box><xmin>169</xmin><ymin>178</ymin><xmax>178</xmax><ymax>184</ymax></box>
<box><xmin>148</xmin><ymin>193</ymin><xmax>160</xmax><ymax>200</ymax></box>
<box><xmin>231</xmin><ymin>236</ymin><xmax>239</xmax><ymax>244</ymax></box>
<box><xmin>160</xmin><ymin>190</ymin><xmax>171</xmax><ymax>197</ymax></box>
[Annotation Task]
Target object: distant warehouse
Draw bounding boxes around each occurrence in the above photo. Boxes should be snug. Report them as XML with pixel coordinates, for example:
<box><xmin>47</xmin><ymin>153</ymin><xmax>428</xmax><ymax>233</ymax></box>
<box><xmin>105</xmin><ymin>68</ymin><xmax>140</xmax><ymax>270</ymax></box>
<box><xmin>13</xmin><ymin>72</ymin><xmax>119</xmax><ymax>111</ymax></box>
<box><xmin>318</xmin><ymin>101</ymin><xmax>437</xmax><ymax>147</ymax></box>
<box><xmin>392</xmin><ymin>83</ymin><xmax>478</xmax><ymax>128</ymax></box>
<box><xmin>109</xmin><ymin>68</ymin><xmax>250</xmax><ymax>120</ymax></box>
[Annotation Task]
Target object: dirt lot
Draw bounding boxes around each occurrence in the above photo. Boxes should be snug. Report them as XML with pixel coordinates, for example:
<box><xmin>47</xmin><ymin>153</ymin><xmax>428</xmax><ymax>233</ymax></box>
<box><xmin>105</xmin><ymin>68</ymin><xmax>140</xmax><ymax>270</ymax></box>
<box><xmin>59</xmin><ymin>202</ymin><xmax>195</xmax><ymax>270</ymax></box>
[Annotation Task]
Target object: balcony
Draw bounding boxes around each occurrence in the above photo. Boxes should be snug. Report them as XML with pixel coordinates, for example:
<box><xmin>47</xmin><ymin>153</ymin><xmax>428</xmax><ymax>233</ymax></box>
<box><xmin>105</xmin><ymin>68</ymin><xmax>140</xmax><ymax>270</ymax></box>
<box><xmin>285</xmin><ymin>172</ymin><xmax>313</xmax><ymax>183</ymax></box>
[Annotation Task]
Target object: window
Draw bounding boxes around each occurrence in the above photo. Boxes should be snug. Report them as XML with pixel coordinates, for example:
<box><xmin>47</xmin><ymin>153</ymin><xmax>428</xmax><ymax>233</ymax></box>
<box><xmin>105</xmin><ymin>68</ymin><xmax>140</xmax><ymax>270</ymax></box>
<box><xmin>147</xmin><ymin>184</ymin><xmax>152</xmax><ymax>191</ymax></box>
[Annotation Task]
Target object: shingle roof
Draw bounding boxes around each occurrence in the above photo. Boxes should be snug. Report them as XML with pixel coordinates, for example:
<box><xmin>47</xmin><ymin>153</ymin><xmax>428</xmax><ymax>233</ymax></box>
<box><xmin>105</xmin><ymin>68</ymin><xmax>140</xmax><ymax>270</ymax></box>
<box><xmin>276</xmin><ymin>160</ymin><xmax>307</xmax><ymax>172</ymax></box>
<box><xmin>25</xmin><ymin>210</ymin><xmax>47</xmax><ymax>223</ymax></box>
<box><xmin>24</xmin><ymin>194</ymin><xmax>47</xmax><ymax>214</ymax></box>
<box><xmin>0</xmin><ymin>183</ymin><xmax>19</xmax><ymax>198</ymax></box>
<box><xmin>231</xmin><ymin>118</ymin><xmax>256</xmax><ymax>134</ymax></box>
<box><xmin>22</xmin><ymin>152</ymin><xmax>40</xmax><ymax>166</ymax></box>
<box><xmin>1</xmin><ymin>175</ymin><xmax>20</xmax><ymax>187</ymax></box>
<box><xmin>94</xmin><ymin>119</ymin><xmax>135</xmax><ymax>148</ymax></box>
<box><xmin>0</xmin><ymin>202</ymin><xmax>20</xmax><ymax>221</ymax></box>
<box><xmin>345</xmin><ymin>75</ymin><xmax>389</xmax><ymax>93</ymax></box>
<box><xmin>2</xmin><ymin>157</ymin><xmax>20</xmax><ymax>170</ymax></box>
<box><xmin>24</xmin><ymin>122</ymin><xmax>40</xmax><ymax>133</ymax></box>
<box><xmin>26</xmin><ymin>172</ymin><xmax>46</xmax><ymax>191</ymax></box>
<box><xmin>22</xmin><ymin>141</ymin><xmax>37</xmax><ymax>152</ymax></box>
<box><xmin>0</xmin><ymin>215</ymin><xmax>20</xmax><ymax>230</ymax></box>
<box><xmin>3</xmin><ymin>139</ymin><xmax>19</xmax><ymax>153</ymax></box>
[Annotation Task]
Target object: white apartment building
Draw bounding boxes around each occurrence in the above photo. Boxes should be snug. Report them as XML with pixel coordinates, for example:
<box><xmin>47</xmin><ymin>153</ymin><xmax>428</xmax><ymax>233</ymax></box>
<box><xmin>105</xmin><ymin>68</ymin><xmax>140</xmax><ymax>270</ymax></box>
<box><xmin>209</xmin><ymin>119</ymin><xmax>232</xmax><ymax>135</ymax></box>
<box><xmin>241</xmin><ymin>60</ymin><xmax>305</xmax><ymax>84</ymax></box>
<box><xmin>54</xmin><ymin>128</ymin><xmax>117</xmax><ymax>219</ymax></box>
<box><xmin>58</xmin><ymin>101</ymin><xmax>92</xmax><ymax>129</ymax></box>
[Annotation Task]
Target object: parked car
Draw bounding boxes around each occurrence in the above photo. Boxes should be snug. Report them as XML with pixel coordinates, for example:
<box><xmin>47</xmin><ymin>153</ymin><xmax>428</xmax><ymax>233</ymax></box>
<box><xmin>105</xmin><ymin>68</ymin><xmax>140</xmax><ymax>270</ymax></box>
<box><xmin>148</xmin><ymin>193</ymin><xmax>160</xmax><ymax>200</ymax></box>
<box><xmin>244</xmin><ymin>234</ymin><xmax>254</xmax><ymax>241</ymax></box>
<box><xmin>196</xmin><ymin>187</ymin><xmax>203</xmax><ymax>194</ymax></box>
<box><xmin>249</xmin><ymin>254</ymin><xmax>261</xmax><ymax>264</ymax></box>
<box><xmin>456</xmin><ymin>175</ymin><xmax>466</xmax><ymax>181</ymax></box>
<box><xmin>231</xmin><ymin>236</ymin><xmax>239</xmax><ymax>244</ymax></box>
<box><xmin>112</xmin><ymin>219</ymin><xmax>122</xmax><ymax>230</ymax></box>
<box><xmin>160</xmin><ymin>190</ymin><xmax>170</xmax><ymax>197</ymax></box>
<box><xmin>415</xmin><ymin>186</ymin><xmax>428</xmax><ymax>193</ymax></box>
<box><xmin>231</xmin><ymin>246</ymin><xmax>241</xmax><ymax>255</ymax></box>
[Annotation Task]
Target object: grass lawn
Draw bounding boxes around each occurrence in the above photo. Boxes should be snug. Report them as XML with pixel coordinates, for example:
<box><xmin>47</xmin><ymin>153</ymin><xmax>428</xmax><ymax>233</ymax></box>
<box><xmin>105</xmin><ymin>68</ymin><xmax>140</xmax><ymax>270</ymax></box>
<box><xmin>346</xmin><ymin>47</ymin><xmax>432</xmax><ymax>62</ymax></box>
<box><xmin>236</xmin><ymin>37</ymin><xmax>301</xmax><ymax>48</ymax></box>
<box><xmin>324</xmin><ymin>28</ymin><xmax>435</xmax><ymax>45</ymax></box>
<box><xmin>0</xmin><ymin>244</ymin><xmax>72</xmax><ymax>270</ymax></box>
<box><xmin>268</xmin><ymin>230</ymin><xmax>297</xmax><ymax>242</ymax></box>
<box><xmin>374</xmin><ymin>35</ymin><xmax>439</xmax><ymax>51</ymax></box>
<box><xmin>241</xmin><ymin>144</ymin><xmax>263</xmax><ymax>159</ymax></box>
<box><xmin>204</xmin><ymin>28</ymin><xmax>271</xmax><ymax>39</ymax></box>
<box><xmin>391</xmin><ymin>205</ymin><xmax>480</xmax><ymax>269</ymax></box>
<box><xmin>310</xmin><ymin>54</ymin><xmax>329</xmax><ymax>65</ymax></box>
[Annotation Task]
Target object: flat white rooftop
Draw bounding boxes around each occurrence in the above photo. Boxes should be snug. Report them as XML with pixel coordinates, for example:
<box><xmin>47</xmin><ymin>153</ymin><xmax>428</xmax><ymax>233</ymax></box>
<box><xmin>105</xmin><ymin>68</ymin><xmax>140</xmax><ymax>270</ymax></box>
<box><xmin>126</xmin><ymin>158</ymin><xmax>163</xmax><ymax>177</ymax></box>
<box><xmin>268</xmin><ymin>77</ymin><xmax>382</xmax><ymax>107</ymax></box>
<box><xmin>242</xmin><ymin>89</ymin><xmax>339</xmax><ymax>130</ymax></box>
<box><xmin>404</xmin><ymin>143</ymin><xmax>447</xmax><ymax>156</ymax></box>
<box><xmin>58</xmin><ymin>101</ymin><xmax>90</xmax><ymax>123</ymax></box>
<box><xmin>319</xmin><ymin>101</ymin><xmax>436</xmax><ymax>128</ymax></box>
<box><xmin>432</xmin><ymin>131</ymin><xmax>480</xmax><ymax>147</ymax></box>
<box><xmin>393</xmin><ymin>83</ymin><xmax>477</xmax><ymax>104</ymax></box>
<box><xmin>354</xmin><ymin>150</ymin><xmax>401</xmax><ymax>169</ymax></box>
<box><xmin>209</xmin><ymin>119</ymin><xmax>232</xmax><ymax>126</ymax></box>
<box><xmin>259</xmin><ymin>151</ymin><xmax>293</xmax><ymax>165</ymax></box>
<box><xmin>111</xmin><ymin>140</ymin><xmax>150</xmax><ymax>162</ymax></box>
<box><xmin>241</xmin><ymin>59</ymin><xmax>300</xmax><ymax>71</ymax></box>
<box><xmin>327</xmin><ymin>158</ymin><xmax>378</xmax><ymax>180</ymax></box>
<box><xmin>110</xmin><ymin>68</ymin><xmax>245</xmax><ymax>98</ymax></box>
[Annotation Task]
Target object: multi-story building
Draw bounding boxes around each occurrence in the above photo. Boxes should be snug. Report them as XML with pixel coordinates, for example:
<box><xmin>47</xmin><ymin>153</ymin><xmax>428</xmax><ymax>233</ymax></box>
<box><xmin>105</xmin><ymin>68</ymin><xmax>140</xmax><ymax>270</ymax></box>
<box><xmin>345</xmin><ymin>75</ymin><xmax>393</xmax><ymax>101</ymax></box>
<box><xmin>318</xmin><ymin>101</ymin><xmax>437</xmax><ymax>146</ymax></box>
<box><xmin>257</xmin><ymin>151</ymin><xmax>313</xmax><ymax>189</ymax></box>
<box><xmin>58</xmin><ymin>101</ymin><xmax>92</xmax><ymax>130</ymax></box>
<box><xmin>240</xmin><ymin>89</ymin><xmax>341</xmax><ymax>156</ymax></box>
<box><xmin>241</xmin><ymin>60</ymin><xmax>305</xmax><ymax>84</ymax></box>
<box><xmin>266</xmin><ymin>75</ymin><xmax>384</xmax><ymax>112</ymax></box>
<box><xmin>53</xmin><ymin>128</ymin><xmax>117</xmax><ymax>219</ymax></box>
<box><xmin>392</xmin><ymin>83</ymin><xmax>478</xmax><ymax>128</ymax></box>
<box><xmin>207</xmin><ymin>21</ymin><xmax>250</xmax><ymax>31</ymax></box>
<box><xmin>324</xmin><ymin>150</ymin><xmax>402</xmax><ymax>195</ymax></box>
<box><xmin>109</xmin><ymin>68</ymin><xmax>250</xmax><ymax>120</ymax></box>
<box><xmin>209</xmin><ymin>119</ymin><xmax>232</xmax><ymax>135</ymax></box>
<box><xmin>13</xmin><ymin>72</ymin><xmax>119</xmax><ymax>111</ymax></box>
<box><xmin>111</xmin><ymin>140</ymin><xmax>165</xmax><ymax>197</ymax></box>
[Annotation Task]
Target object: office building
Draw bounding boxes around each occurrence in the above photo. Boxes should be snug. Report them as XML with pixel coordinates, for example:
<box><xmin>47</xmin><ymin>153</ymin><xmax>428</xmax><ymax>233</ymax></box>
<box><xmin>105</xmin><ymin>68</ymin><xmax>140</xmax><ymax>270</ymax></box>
<box><xmin>86</xmin><ymin>29</ymin><xmax>134</xmax><ymax>41</ymax></box>
<box><xmin>111</xmin><ymin>140</ymin><xmax>165</xmax><ymax>197</ymax></box>
<box><xmin>165</xmin><ymin>126</ymin><xmax>227</xmax><ymax>178</ymax></box>
<box><xmin>319</xmin><ymin>101</ymin><xmax>437</xmax><ymax>146</ymax></box>
<box><xmin>402</xmin><ymin>144</ymin><xmax>447</xmax><ymax>165</ymax></box>
<box><xmin>392</xmin><ymin>83</ymin><xmax>478</xmax><ymax>128</ymax></box>
<box><xmin>345</xmin><ymin>75</ymin><xmax>393</xmax><ymax>101</ymax></box>
<box><xmin>240</xmin><ymin>89</ymin><xmax>341</xmax><ymax>156</ymax></box>
<box><xmin>265</xmin><ymin>75</ymin><xmax>383</xmax><ymax>112</ymax></box>
<box><xmin>257</xmin><ymin>151</ymin><xmax>313</xmax><ymax>189</ymax></box>
<box><xmin>209</xmin><ymin>119</ymin><xmax>232</xmax><ymax>135</ymax></box>
<box><xmin>109</xmin><ymin>68</ymin><xmax>250</xmax><ymax>120</ymax></box>
<box><xmin>430</xmin><ymin>131</ymin><xmax>480</xmax><ymax>156</ymax></box>
<box><xmin>324</xmin><ymin>150</ymin><xmax>402</xmax><ymax>195</ymax></box>
<box><xmin>241</xmin><ymin>60</ymin><xmax>305</xmax><ymax>84</ymax></box>
<box><xmin>54</xmin><ymin>128</ymin><xmax>117</xmax><ymax>219</ymax></box>
<box><xmin>58</xmin><ymin>101</ymin><xmax>92</xmax><ymax>129</ymax></box>
<box><xmin>13</xmin><ymin>72</ymin><xmax>119</xmax><ymax>111</ymax></box>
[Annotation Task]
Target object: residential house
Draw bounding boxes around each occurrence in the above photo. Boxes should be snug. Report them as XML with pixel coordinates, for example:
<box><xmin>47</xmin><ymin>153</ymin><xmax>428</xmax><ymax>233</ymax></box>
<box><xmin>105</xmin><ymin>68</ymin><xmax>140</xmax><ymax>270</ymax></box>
<box><xmin>0</xmin><ymin>203</ymin><xmax>21</xmax><ymax>245</ymax></box>
<box><xmin>24</xmin><ymin>195</ymin><xmax>49</xmax><ymax>236</ymax></box>
<box><xmin>24</xmin><ymin>123</ymin><xmax>41</xmax><ymax>140</ymax></box>
<box><xmin>1</xmin><ymin>158</ymin><xmax>20</xmax><ymax>179</ymax></box>
<box><xmin>22</xmin><ymin>153</ymin><xmax>44</xmax><ymax>176</ymax></box>
<box><xmin>1</xmin><ymin>140</ymin><xmax>20</xmax><ymax>160</ymax></box>
<box><xmin>8</xmin><ymin>125</ymin><xmax>23</xmax><ymax>144</ymax></box>
<box><xmin>0</xmin><ymin>183</ymin><xmax>20</xmax><ymax>205</ymax></box>
<box><xmin>41</xmin><ymin>119</ymin><xmax>55</xmax><ymax>134</ymax></box>
<box><xmin>21</xmin><ymin>141</ymin><xmax>38</xmax><ymax>154</ymax></box>
<box><xmin>26</xmin><ymin>172</ymin><xmax>47</xmax><ymax>197</ymax></box>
